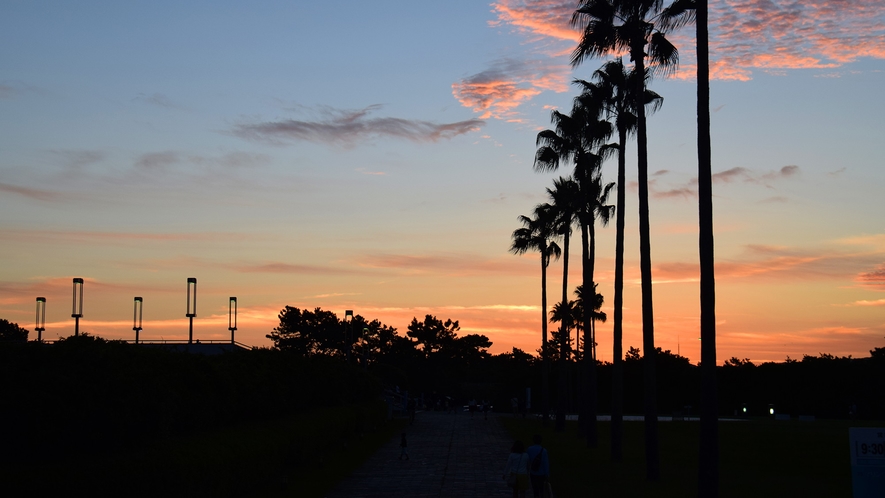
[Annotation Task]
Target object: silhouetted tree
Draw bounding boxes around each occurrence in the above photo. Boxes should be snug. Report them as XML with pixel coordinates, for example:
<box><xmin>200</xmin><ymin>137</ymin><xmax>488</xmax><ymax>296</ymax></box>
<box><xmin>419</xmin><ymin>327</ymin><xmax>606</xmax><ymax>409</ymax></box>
<box><xmin>511</xmin><ymin>203</ymin><xmax>562</xmax><ymax>425</ymax></box>
<box><xmin>576</xmin><ymin>58</ymin><xmax>661</xmax><ymax>461</ymax></box>
<box><xmin>658</xmin><ymin>1</ymin><xmax>718</xmax><ymax>491</ymax></box>
<box><xmin>0</xmin><ymin>319</ymin><xmax>28</xmax><ymax>342</ymax></box>
<box><xmin>572</xmin><ymin>0</ymin><xmax>679</xmax><ymax>479</ymax></box>
<box><xmin>267</xmin><ymin>306</ymin><xmax>343</xmax><ymax>357</ymax></box>
<box><xmin>406</xmin><ymin>315</ymin><xmax>459</xmax><ymax>358</ymax></box>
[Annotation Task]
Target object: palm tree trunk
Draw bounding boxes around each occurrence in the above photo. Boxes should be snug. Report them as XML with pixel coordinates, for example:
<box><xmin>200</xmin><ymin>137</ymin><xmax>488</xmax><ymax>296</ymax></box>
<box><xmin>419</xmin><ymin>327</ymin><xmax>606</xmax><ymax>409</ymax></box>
<box><xmin>556</xmin><ymin>229</ymin><xmax>570</xmax><ymax>432</ymax></box>
<box><xmin>634</xmin><ymin>48</ymin><xmax>660</xmax><ymax>482</ymax></box>
<box><xmin>697</xmin><ymin>0</ymin><xmax>719</xmax><ymax>495</ymax></box>
<box><xmin>578</xmin><ymin>218</ymin><xmax>590</xmax><ymax>437</ymax></box>
<box><xmin>542</xmin><ymin>252</ymin><xmax>551</xmax><ymax>427</ymax></box>
<box><xmin>611</xmin><ymin>126</ymin><xmax>627</xmax><ymax>462</ymax></box>
<box><xmin>585</xmin><ymin>218</ymin><xmax>598</xmax><ymax>448</ymax></box>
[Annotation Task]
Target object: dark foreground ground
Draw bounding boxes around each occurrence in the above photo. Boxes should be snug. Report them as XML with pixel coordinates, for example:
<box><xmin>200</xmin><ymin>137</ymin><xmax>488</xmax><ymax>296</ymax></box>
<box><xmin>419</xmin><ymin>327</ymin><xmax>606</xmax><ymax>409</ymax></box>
<box><xmin>327</xmin><ymin>410</ymin><xmax>518</xmax><ymax>498</ymax></box>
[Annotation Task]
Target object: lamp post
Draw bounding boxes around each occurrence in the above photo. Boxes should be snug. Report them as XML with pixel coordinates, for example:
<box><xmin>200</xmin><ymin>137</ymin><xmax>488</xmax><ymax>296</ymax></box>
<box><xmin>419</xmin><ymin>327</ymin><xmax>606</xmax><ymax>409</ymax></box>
<box><xmin>186</xmin><ymin>278</ymin><xmax>197</xmax><ymax>344</ymax></box>
<box><xmin>133</xmin><ymin>297</ymin><xmax>143</xmax><ymax>344</ymax></box>
<box><xmin>72</xmin><ymin>278</ymin><xmax>84</xmax><ymax>336</ymax></box>
<box><xmin>344</xmin><ymin>309</ymin><xmax>353</xmax><ymax>363</ymax></box>
<box><xmin>229</xmin><ymin>297</ymin><xmax>237</xmax><ymax>344</ymax></box>
<box><xmin>35</xmin><ymin>297</ymin><xmax>46</xmax><ymax>342</ymax></box>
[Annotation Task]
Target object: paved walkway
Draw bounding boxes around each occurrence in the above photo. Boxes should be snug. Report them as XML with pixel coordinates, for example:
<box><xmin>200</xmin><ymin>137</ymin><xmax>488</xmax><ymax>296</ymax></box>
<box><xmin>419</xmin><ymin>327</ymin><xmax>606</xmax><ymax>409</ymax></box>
<box><xmin>327</xmin><ymin>411</ymin><xmax>520</xmax><ymax>498</ymax></box>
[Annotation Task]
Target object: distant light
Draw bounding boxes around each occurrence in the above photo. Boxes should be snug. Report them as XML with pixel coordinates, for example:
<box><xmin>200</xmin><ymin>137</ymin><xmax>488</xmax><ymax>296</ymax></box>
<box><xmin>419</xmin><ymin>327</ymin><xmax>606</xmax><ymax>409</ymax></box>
<box><xmin>742</xmin><ymin>407</ymin><xmax>747</xmax><ymax>414</ymax></box>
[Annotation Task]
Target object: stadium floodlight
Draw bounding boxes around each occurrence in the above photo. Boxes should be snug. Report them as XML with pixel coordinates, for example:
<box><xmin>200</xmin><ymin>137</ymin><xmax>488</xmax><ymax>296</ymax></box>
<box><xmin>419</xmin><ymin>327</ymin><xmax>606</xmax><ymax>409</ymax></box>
<box><xmin>133</xmin><ymin>297</ymin><xmax>143</xmax><ymax>344</ymax></box>
<box><xmin>35</xmin><ymin>297</ymin><xmax>46</xmax><ymax>342</ymax></box>
<box><xmin>229</xmin><ymin>297</ymin><xmax>237</xmax><ymax>344</ymax></box>
<box><xmin>72</xmin><ymin>278</ymin><xmax>84</xmax><ymax>336</ymax></box>
<box><xmin>186</xmin><ymin>278</ymin><xmax>197</xmax><ymax>344</ymax></box>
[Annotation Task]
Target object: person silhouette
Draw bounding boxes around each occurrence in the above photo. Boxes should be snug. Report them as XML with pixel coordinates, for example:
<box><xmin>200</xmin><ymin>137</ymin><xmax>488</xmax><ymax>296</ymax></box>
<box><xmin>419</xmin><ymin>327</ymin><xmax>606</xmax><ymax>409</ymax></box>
<box><xmin>399</xmin><ymin>432</ymin><xmax>409</xmax><ymax>460</ymax></box>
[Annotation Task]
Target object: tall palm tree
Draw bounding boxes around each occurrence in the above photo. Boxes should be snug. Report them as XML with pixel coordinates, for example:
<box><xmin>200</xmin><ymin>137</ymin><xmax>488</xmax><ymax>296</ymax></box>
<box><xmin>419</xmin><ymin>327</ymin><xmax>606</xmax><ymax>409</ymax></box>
<box><xmin>574</xmin><ymin>168</ymin><xmax>614</xmax><ymax>447</ymax></box>
<box><xmin>511</xmin><ymin>203</ymin><xmax>562</xmax><ymax>427</ymax></box>
<box><xmin>575</xmin><ymin>59</ymin><xmax>662</xmax><ymax>461</ymax></box>
<box><xmin>660</xmin><ymin>1</ymin><xmax>718</xmax><ymax>495</ymax></box>
<box><xmin>536</xmin><ymin>102</ymin><xmax>612</xmax><ymax>442</ymax></box>
<box><xmin>545</xmin><ymin>176</ymin><xmax>582</xmax><ymax>431</ymax></box>
<box><xmin>571</xmin><ymin>0</ymin><xmax>679</xmax><ymax>481</ymax></box>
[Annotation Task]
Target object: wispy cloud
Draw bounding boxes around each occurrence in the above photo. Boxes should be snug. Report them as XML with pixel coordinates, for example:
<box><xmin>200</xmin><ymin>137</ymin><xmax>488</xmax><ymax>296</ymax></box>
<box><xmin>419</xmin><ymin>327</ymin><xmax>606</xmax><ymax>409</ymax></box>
<box><xmin>232</xmin><ymin>262</ymin><xmax>369</xmax><ymax>276</ymax></box>
<box><xmin>50</xmin><ymin>149</ymin><xmax>106</xmax><ymax>171</ymax></box>
<box><xmin>356</xmin><ymin>252</ymin><xmax>530</xmax><ymax>277</ymax></box>
<box><xmin>132</xmin><ymin>92</ymin><xmax>184</xmax><ymax>110</ymax></box>
<box><xmin>1</xmin><ymin>228</ymin><xmax>242</xmax><ymax>245</ymax></box>
<box><xmin>0</xmin><ymin>182</ymin><xmax>72</xmax><ymax>202</ymax></box>
<box><xmin>650</xmin><ymin>165</ymin><xmax>801</xmax><ymax>200</ymax></box>
<box><xmin>452</xmin><ymin>58</ymin><xmax>570</xmax><ymax>121</ymax></box>
<box><xmin>652</xmin><ymin>244</ymin><xmax>884</xmax><ymax>284</ymax></box>
<box><xmin>232</xmin><ymin>104</ymin><xmax>483</xmax><ymax>146</ymax></box>
<box><xmin>837</xmin><ymin>299</ymin><xmax>885</xmax><ymax>307</ymax></box>
<box><xmin>856</xmin><ymin>265</ymin><xmax>885</xmax><ymax>290</ymax></box>
<box><xmin>134</xmin><ymin>151</ymin><xmax>269</xmax><ymax>173</ymax></box>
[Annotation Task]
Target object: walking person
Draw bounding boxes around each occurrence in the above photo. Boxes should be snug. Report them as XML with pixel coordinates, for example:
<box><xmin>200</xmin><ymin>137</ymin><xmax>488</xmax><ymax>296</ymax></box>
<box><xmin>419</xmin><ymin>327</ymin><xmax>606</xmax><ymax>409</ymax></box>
<box><xmin>399</xmin><ymin>432</ymin><xmax>409</xmax><ymax>460</ymax></box>
<box><xmin>503</xmin><ymin>440</ymin><xmax>530</xmax><ymax>498</ymax></box>
<box><xmin>526</xmin><ymin>434</ymin><xmax>549</xmax><ymax>497</ymax></box>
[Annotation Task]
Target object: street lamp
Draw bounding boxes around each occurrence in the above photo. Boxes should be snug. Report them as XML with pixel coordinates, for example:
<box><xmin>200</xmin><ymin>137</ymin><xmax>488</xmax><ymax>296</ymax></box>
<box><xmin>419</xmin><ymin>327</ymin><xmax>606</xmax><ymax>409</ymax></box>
<box><xmin>186</xmin><ymin>278</ymin><xmax>197</xmax><ymax>344</ymax></box>
<box><xmin>133</xmin><ymin>297</ymin><xmax>143</xmax><ymax>344</ymax></box>
<box><xmin>229</xmin><ymin>297</ymin><xmax>237</xmax><ymax>344</ymax></box>
<box><xmin>35</xmin><ymin>297</ymin><xmax>46</xmax><ymax>342</ymax></box>
<box><xmin>72</xmin><ymin>278</ymin><xmax>84</xmax><ymax>336</ymax></box>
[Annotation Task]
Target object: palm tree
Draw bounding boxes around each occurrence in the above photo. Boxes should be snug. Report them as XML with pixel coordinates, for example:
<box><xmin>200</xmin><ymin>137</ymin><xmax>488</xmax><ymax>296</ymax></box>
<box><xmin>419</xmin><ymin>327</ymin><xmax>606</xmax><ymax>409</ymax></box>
<box><xmin>574</xmin><ymin>168</ymin><xmax>614</xmax><ymax>447</ymax></box>
<box><xmin>660</xmin><ymin>1</ymin><xmax>718</xmax><ymax>495</ymax></box>
<box><xmin>511</xmin><ymin>203</ymin><xmax>562</xmax><ymax>427</ymax></box>
<box><xmin>545</xmin><ymin>176</ymin><xmax>582</xmax><ymax>431</ymax></box>
<box><xmin>536</xmin><ymin>103</ymin><xmax>612</xmax><ymax>441</ymax></box>
<box><xmin>575</xmin><ymin>282</ymin><xmax>608</xmax><ymax>360</ymax></box>
<box><xmin>571</xmin><ymin>0</ymin><xmax>679</xmax><ymax>481</ymax></box>
<box><xmin>575</xmin><ymin>59</ymin><xmax>662</xmax><ymax>461</ymax></box>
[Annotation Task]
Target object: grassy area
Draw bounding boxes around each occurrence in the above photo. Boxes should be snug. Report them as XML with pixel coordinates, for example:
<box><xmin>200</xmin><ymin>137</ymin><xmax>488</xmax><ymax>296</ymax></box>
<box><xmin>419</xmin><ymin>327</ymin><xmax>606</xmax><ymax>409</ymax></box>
<box><xmin>1</xmin><ymin>401</ymin><xmax>407</xmax><ymax>497</ymax></box>
<box><xmin>501</xmin><ymin>416</ymin><xmax>881</xmax><ymax>498</ymax></box>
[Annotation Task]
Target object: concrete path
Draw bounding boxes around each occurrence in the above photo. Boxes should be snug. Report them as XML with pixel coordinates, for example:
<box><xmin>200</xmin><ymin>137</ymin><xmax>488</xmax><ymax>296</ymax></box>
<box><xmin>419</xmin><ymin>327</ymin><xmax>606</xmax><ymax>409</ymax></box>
<box><xmin>327</xmin><ymin>411</ymin><xmax>520</xmax><ymax>498</ymax></box>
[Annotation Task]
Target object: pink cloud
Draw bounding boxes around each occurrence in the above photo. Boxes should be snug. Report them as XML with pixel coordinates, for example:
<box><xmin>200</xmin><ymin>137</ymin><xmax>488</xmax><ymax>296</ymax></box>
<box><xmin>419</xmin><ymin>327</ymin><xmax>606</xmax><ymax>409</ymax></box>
<box><xmin>491</xmin><ymin>0</ymin><xmax>885</xmax><ymax>83</ymax></box>
<box><xmin>452</xmin><ymin>58</ymin><xmax>570</xmax><ymax>120</ymax></box>
<box><xmin>856</xmin><ymin>265</ymin><xmax>885</xmax><ymax>290</ymax></box>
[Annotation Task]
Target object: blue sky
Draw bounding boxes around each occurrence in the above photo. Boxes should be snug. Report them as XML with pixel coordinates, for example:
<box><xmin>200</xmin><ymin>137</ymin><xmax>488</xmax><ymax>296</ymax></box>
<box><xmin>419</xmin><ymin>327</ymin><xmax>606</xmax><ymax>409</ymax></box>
<box><xmin>2</xmin><ymin>1</ymin><xmax>883</xmax><ymax>362</ymax></box>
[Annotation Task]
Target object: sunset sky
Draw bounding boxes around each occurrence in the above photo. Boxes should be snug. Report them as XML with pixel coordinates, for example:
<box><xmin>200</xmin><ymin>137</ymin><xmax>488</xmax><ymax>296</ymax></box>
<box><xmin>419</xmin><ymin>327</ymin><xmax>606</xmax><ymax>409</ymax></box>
<box><xmin>2</xmin><ymin>1</ymin><xmax>883</xmax><ymax>364</ymax></box>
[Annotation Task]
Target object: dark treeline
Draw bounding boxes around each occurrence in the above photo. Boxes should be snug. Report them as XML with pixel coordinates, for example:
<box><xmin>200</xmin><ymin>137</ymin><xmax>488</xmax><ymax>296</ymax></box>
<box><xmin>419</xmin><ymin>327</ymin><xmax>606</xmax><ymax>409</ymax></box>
<box><xmin>265</xmin><ymin>307</ymin><xmax>885</xmax><ymax>421</ymax></box>
<box><xmin>2</xmin><ymin>313</ymin><xmax>883</xmax><ymax>466</ymax></box>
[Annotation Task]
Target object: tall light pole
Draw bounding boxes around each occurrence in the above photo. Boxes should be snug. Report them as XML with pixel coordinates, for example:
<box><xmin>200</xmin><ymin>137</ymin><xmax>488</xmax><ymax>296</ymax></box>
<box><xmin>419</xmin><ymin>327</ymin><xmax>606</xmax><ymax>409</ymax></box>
<box><xmin>72</xmin><ymin>278</ymin><xmax>84</xmax><ymax>336</ymax></box>
<box><xmin>133</xmin><ymin>297</ymin><xmax>143</xmax><ymax>344</ymax></box>
<box><xmin>186</xmin><ymin>278</ymin><xmax>197</xmax><ymax>344</ymax></box>
<box><xmin>229</xmin><ymin>297</ymin><xmax>237</xmax><ymax>344</ymax></box>
<box><xmin>35</xmin><ymin>297</ymin><xmax>46</xmax><ymax>342</ymax></box>
<box><xmin>344</xmin><ymin>309</ymin><xmax>353</xmax><ymax>363</ymax></box>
